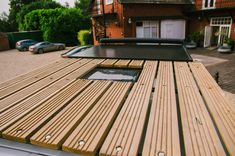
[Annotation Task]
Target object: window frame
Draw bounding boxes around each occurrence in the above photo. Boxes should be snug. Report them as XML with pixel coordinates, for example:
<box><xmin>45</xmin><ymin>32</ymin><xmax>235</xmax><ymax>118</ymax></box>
<box><xmin>106</xmin><ymin>0</ymin><xmax>113</xmax><ymax>5</ymax></box>
<box><xmin>202</xmin><ymin>0</ymin><xmax>216</xmax><ymax>9</ymax></box>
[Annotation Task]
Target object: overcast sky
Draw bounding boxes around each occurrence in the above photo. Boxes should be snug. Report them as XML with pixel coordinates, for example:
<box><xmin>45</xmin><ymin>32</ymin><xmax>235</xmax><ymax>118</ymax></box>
<box><xmin>0</xmin><ymin>0</ymin><xmax>76</xmax><ymax>15</ymax></box>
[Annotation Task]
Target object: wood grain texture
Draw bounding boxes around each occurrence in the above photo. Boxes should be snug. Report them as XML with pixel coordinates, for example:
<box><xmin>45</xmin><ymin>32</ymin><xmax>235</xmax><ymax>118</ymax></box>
<box><xmin>2</xmin><ymin>80</ymin><xmax>91</xmax><ymax>143</ymax></box>
<box><xmin>30</xmin><ymin>81</ymin><xmax>112</xmax><ymax>149</ymax></box>
<box><xmin>174</xmin><ymin>62</ymin><xmax>226</xmax><ymax>156</ymax></box>
<box><xmin>100</xmin><ymin>61</ymin><xmax>158</xmax><ymax>156</ymax></box>
<box><xmin>0</xmin><ymin>59</ymin><xmax>68</xmax><ymax>91</ymax></box>
<box><xmin>189</xmin><ymin>62</ymin><xmax>235</xmax><ymax>155</ymax></box>
<box><xmin>113</xmin><ymin>59</ymin><xmax>131</xmax><ymax>68</ymax></box>
<box><xmin>99</xmin><ymin>59</ymin><xmax>118</xmax><ymax>67</ymax></box>
<box><xmin>0</xmin><ymin>59</ymin><xmax>103</xmax><ymax>135</ymax></box>
<box><xmin>0</xmin><ymin>59</ymin><xmax>79</xmax><ymax>100</ymax></box>
<box><xmin>143</xmin><ymin>61</ymin><xmax>180</xmax><ymax>156</ymax></box>
<box><xmin>128</xmin><ymin>60</ymin><xmax>144</xmax><ymax>68</ymax></box>
<box><xmin>0</xmin><ymin>59</ymin><xmax>90</xmax><ymax>113</ymax></box>
<box><xmin>63</xmin><ymin>82</ymin><xmax>132</xmax><ymax>155</ymax></box>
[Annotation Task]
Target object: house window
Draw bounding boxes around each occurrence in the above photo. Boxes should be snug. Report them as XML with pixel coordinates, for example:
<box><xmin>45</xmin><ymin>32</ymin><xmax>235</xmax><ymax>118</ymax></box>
<box><xmin>106</xmin><ymin>0</ymin><xmax>113</xmax><ymax>5</ymax></box>
<box><xmin>210</xmin><ymin>17</ymin><xmax>232</xmax><ymax>26</ymax></box>
<box><xmin>203</xmin><ymin>0</ymin><xmax>215</xmax><ymax>9</ymax></box>
<box><xmin>97</xmin><ymin>0</ymin><xmax>101</xmax><ymax>14</ymax></box>
<box><xmin>143</xmin><ymin>21</ymin><xmax>159</xmax><ymax>38</ymax></box>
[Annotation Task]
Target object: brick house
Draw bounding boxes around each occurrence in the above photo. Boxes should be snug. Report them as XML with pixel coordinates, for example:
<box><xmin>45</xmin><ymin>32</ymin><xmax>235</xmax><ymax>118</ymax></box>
<box><xmin>91</xmin><ymin>0</ymin><xmax>192</xmax><ymax>45</ymax></box>
<box><xmin>188</xmin><ymin>0</ymin><xmax>235</xmax><ymax>47</ymax></box>
<box><xmin>90</xmin><ymin>0</ymin><xmax>235</xmax><ymax>47</ymax></box>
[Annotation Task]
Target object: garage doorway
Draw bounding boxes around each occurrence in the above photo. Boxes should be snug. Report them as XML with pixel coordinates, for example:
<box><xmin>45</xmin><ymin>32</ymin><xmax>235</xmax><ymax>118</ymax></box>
<box><xmin>161</xmin><ymin>20</ymin><xmax>186</xmax><ymax>39</ymax></box>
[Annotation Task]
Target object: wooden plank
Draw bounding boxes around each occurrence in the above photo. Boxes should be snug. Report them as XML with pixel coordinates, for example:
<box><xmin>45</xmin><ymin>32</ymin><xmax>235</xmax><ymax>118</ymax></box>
<box><xmin>128</xmin><ymin>60</ymin><xmax>144</xmax><ymax>68</ymax></box>
<box><xmin>2</xmin><ymin>79</ymin><xmax>92</xmax><ymax>142</ymax></box>
<box><xmin>113</xmin><ymin>59</ymin><xmax>131</xmax><ymax>68</ymax></box>
<box><xmin>100</xmin><ymin>61</ymin><xmax>158</xmax><ymax>156</ymax></box>
<box><xmin>30</xmin><ymin>81</ymin><xmax>112</xmax><ymax>149</ymax></box>
<box><xmin>142</xmin><ymin>61</ymin><xmax>180</xmax><ymax>156</ymax></box>
<box><xmin>0</xmin><ymin>59</ymin><xmax>68</xmax><ymax>91</ymax></box>
<box><xmin>99</xmin><ymin>59</ymin><xmax>118</xmax><ymax>67</ymax></box>
<box><xmin>63</xmin><ymin>82</ymin><xmax>132</xmax><ymax>155</ymax></box>
<box><xmin>0</xmin><ymin>59</ymin><xmax>104</xmax><ymax>134</ymax></box>
<box><xmin>189</xmin><ymin>62</ymin><xmax>235</xmax><ymax>155</ymax></box>
<box><xmin>174</xmin><ymin>62</ymin><xmax>226</xmax><ymax>156</ymax></box>
<box><xmin>0</xmin><ymin>59</ymin><xmax>79</xmax><ymax>100</ymax></box>
<box><xmin>0</xmin><ymin>59</ymin><xmax>90</xmax><ymax>113</ymax></box>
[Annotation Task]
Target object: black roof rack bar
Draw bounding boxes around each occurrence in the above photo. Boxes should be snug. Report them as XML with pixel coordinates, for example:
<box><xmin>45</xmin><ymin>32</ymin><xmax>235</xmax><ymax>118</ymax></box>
<box><xmin>100</xmin><ymin>38</ymin><xmax>184</xmax><ymax>44</ymax></box>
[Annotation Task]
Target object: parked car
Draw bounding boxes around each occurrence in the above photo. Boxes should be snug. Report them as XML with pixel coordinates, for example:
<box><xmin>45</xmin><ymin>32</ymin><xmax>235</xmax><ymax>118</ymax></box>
<box><xmin>29</xmin><ymin>41</ymin><xmax>66</xmax><ymax>54</ymax></box>
<box><xmin>16</xmin><ymin>39</ymin><xmax>38</xmax><ymax>51</ymax></box>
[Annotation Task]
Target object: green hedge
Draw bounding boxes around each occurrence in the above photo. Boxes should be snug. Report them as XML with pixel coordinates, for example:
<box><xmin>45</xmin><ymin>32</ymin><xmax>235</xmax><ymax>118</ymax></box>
<box><xmin>17</xmin><ymin>0</ymin><xmax>63</xmax><ymax>31</ymax></box>
<box><xmin>7</xmin><ymin>31</ymin><xmax>43</xmax><ymax>48</ymax></box>
<box><xmin>23</xmin><ymin>8</ymin><xmax>91</xmax><ymax>46</ymax></box>
<box><xmin>78</xmin><ymin>30</ymin><xmax>92</xmax><ymax>46</ymax></box>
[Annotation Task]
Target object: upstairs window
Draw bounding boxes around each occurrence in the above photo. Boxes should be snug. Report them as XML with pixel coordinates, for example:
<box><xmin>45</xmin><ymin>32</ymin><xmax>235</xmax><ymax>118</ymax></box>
<box><xmin>106</xmin><ymin>0</ymin><xmax>113</xmax><ymax>5</ymax></box>
<box><xmin>203</xmin><ymin>0</ymin><xmax>215</xmax><ymax>9</ymax></box>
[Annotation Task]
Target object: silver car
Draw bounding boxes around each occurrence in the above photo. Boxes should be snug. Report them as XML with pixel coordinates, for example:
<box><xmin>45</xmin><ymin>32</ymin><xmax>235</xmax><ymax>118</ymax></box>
<box><xmin>29</xmin><ymin>41</ymin><xmax>65</xmax><ymax>54</ymax></box>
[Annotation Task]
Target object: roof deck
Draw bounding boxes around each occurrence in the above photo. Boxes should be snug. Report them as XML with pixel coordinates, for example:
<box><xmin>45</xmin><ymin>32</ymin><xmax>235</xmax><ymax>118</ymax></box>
<box><xmin>0</xmin><ymin>58</ymin><xmax>234</xmax><ymax>156</ymax></box>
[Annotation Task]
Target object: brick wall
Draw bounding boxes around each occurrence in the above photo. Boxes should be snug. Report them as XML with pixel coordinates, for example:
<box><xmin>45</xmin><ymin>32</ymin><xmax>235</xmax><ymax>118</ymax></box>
<box><xmin>0</xmin><ymin>33</ymin><xmax>10</xmax><ymax>51</ymax></box>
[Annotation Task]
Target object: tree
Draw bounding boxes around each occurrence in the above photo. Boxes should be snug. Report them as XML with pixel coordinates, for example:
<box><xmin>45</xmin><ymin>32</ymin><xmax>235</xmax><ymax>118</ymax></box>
<box><xmin>0</xmin><ymin>13</ymin><xmax>12</xmax><ymax>32</ymax></box>
<box><xmin>17</xmin><ymin>0</ymin><xmax>63</xmax><ymax>30</ymax></box>
<box><xmin>74</xmin><ymin>0</ymin><xmax>90</xmax><ymax>16</ymax></box>
<box><xmin>8</xmin><ymin>0</ymin><xmax>38</xmax><ymax>31</ymax></box>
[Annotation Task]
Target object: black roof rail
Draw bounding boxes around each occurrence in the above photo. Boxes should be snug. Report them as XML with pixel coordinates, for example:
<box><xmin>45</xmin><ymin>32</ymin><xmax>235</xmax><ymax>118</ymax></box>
<box><xmin>100</xmin><ymin>38</ymin><xmax>184</xmax><ymax>44</ymax></box>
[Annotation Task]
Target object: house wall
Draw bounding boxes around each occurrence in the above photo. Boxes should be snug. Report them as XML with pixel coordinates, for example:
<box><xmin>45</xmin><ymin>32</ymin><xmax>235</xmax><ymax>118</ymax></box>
<box><xmin>92</xmin><ymin>0</ymin><xmax>124</xmax><ymax>45</ymax></box>
<box><xmin>195</xmin><ymin>0</ymin><xmax>235</xmax><ymax>10</ymax></box>
<box><xmin>123</xmin><ymin>4</ymin><xmax>187</xmax><ymax>37</ymax></box>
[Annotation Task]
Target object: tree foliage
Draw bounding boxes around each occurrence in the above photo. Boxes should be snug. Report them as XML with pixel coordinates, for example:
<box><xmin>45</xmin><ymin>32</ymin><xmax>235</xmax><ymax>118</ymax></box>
<box><xmin>8</xmin><ymin>0</ymin><xmax>39</xmax><ymax>31</ymax></box>
<box><xmin>74</xmin><ymin>0</ymin><xmax>90</xmax><ymax>16</ymax></box>
<box><xmin>17</xmin><ymin>0</ymin><xmax>63</xmax><ymax>30</ymax></box>
<box><xmin>0</xmin><ymin>13</ymin><xmax>13</xmax><ymax>32</ymax></box>
<box><xmin>23</xmin><ymin>8</ymin><xmax>90</xmax><ymax>45</ymax></box>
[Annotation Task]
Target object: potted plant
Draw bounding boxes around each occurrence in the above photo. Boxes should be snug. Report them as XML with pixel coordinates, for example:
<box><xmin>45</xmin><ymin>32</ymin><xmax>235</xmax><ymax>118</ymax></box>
<box><xmin>185</xmin><ymin>32</ymin><xmax>204</xmax><ymax>49</ymax></box>
<box><xmin>218</xmin><ymin>37</ymin><xmax>234</xmax><ymax>53</ymax></box>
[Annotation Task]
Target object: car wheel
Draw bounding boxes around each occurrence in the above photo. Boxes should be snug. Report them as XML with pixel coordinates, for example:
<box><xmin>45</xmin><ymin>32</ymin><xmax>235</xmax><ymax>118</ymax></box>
<box><xmin>59</xmin><ymin>46</ymin><xmax>64</xmax><ymax>51</ymax></box>
<box><xmin>38</xmin><ymin>49</ymin><xmax>44</xmax><ymax>54</ymax></box>
<box><xmin>23</xmin><ymin>47</ymin><xmax>28</xmax><ymax>51</ymax></box>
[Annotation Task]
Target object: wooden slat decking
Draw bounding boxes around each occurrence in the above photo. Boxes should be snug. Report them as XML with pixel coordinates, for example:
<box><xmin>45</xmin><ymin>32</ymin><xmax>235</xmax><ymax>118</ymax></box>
<box><xmin>0</xmin><ymin>59</ymin><xmax>79</xmax><ymax>100</ymax></box>
<box><xmin>113</xmin><ymin>59</ymin><xmax>131</xmax><ymax>68</ymax></box>
<box><xmin>0</xmin><ymin>59</ymin><xmax>67</xmax><ymax>91</ymax></box>
<box><xmin>142</xmin><ymin>61</ymin><xmax>180</xmax><ymax>156</ymax></box>
<box><xmin>0</xmin><ymin>59</ymin><xmax>90</xmax><ymax>113</ymax></box>
<box><xmin>99</xmin><ymin>61</ymin><xmax>158</xmax><ymax>156</ymax></box>
<box><xmin>0</xmin><ymin>59</ymin><xmax>78</xmax><ymax>100</ymax></box>
<box><xmin>63</xmin><ymin>82</ymin><xmax>132</xmax><ymax>155</ymax></box>
<box><xmin>128</xmin><ymin>60</ymin><xmax>144</xmax><ymax>68</ymax></box>
<box><xmin>2</xmin><ymin>80</ymin><xmax>92</xmax><ymax>142</ymax></box>
<box><xmin>30</xmin><ymin>81</ymin><xmax>112</xmax><ymax>149</ymax></box>
<box><xmin>189</xmin><ymin>62</ymin><xmax>235</xmax><ymax>155</ymax></box>
<box><xmin>0</xmin><ymin>58</ymin><xmax>233</xmax><ymax>156</ymax></box>
<box><xmin>99</xmin><ymin>59</ymin><xmax>118</xmax><ymax>67</ymax></box>
<box><xmin>0</xmin><ymin>59</ymin><xmax>103</xmax><ymax>134</ymax></box>
<box><xmin>174</xmin><ymin>62</ymin><xmax>226</xmax><ymax>156</ymax></box>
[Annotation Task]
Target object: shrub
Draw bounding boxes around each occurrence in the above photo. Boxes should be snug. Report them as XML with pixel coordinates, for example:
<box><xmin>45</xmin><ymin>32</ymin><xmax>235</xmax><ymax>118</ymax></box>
<box><xmin>23</xmin><ymin>8</ymin><xmax>91</xmax><ymax>46</ymax></box>
<box><xmin>78</xmin><ymin>30</ymin><xmax>91</xmax><ymax>45</ymax></box>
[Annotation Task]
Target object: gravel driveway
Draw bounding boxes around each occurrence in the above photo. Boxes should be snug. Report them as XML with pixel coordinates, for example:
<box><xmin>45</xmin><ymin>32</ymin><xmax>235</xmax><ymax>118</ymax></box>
<box><xmin>0</xmin><ymin>49</ymin><xmax>68</xmax><ymax>83</ymax></box>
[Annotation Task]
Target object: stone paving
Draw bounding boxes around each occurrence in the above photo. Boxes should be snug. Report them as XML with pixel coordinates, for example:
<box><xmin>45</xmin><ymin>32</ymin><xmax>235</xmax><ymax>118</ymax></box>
<box><xmin>189</xmin><ymin>48</ymin><xmax>235</xmax><ymax>94</ymax></box>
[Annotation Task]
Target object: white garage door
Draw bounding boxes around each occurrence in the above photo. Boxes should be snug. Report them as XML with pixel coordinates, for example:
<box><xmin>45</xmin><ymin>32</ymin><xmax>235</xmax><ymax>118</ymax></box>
<box><xmin>161</xmin><ymin>20</ymin><xmax>186</xmax><ymax>39</ymax></box>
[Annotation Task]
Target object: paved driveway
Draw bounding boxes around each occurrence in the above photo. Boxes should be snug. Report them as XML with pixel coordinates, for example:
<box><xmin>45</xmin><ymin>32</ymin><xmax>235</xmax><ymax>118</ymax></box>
<box><xmin>0</xmin><ymin>49</ymin><xmax>68</xmax><ymax>83</ymax></box>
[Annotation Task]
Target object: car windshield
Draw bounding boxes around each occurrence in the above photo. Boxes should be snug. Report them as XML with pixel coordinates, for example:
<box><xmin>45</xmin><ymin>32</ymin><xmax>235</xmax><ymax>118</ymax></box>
<box><xmin>35</xmin><ymin>42</ymin><xmax>49</xmax><ymax>46</ymax></box>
